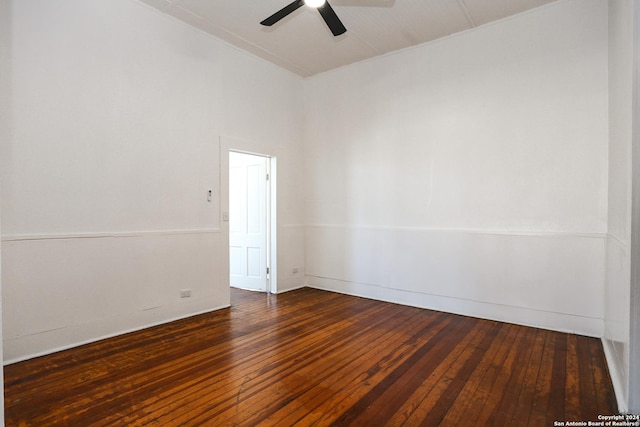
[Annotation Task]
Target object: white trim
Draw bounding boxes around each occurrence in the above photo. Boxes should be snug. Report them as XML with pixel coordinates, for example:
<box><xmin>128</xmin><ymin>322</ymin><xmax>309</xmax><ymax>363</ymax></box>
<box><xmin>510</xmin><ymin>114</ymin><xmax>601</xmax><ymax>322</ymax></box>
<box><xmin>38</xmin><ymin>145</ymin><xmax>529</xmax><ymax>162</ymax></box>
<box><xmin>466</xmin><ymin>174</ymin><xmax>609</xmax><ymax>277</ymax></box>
<box><xmin>309</xmin><ymin>275</ymin><xmax>604</xmax><ymax>320</ymax></box>
<box><xmin>268</xmin><ymin>156</ymin><xmax>278</xmax><ymax>294</ymax></box>
<box><xmin>1</xmin><ymin>226</ymin><xmax>608</xmax><ymax>242</ymax></box>
<box><xmin>1</xmin><ymin>228</ymin><xmax>221</xmax><ymax>242</ymax></box>
<box><xmin>3</xmin><ymin>304</ymin><xmax>230</xmax><ymax>366</ymax></box>
<box><xmin>304</xmin><ymin>223</ymin><xmax>607</xmax><ymax>239</ymax></box>
<box><xmin>307</xmin><ymin>276</ymin><xmax>604</xmax><ymax>338</ymax></box>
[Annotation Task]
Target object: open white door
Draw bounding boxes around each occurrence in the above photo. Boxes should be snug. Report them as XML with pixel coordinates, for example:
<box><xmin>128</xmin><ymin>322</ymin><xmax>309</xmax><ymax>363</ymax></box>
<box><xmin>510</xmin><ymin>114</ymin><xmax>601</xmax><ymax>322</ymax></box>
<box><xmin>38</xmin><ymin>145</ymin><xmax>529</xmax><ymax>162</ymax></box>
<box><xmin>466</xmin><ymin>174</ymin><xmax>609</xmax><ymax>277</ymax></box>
<box><xmin>229</xmin><ymin>151</ymin><xmax>269</xmax><ymax>292</ymax></box>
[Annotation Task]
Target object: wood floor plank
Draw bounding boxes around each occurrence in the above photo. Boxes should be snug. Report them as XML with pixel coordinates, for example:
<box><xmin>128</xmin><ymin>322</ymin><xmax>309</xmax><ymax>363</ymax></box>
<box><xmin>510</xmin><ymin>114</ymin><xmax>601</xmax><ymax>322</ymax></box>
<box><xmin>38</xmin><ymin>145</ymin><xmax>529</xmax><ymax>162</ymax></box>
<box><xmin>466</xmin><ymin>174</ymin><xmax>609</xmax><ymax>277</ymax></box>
<box><xmin>345</xmin><ymin>318</ymin><xmax>484</xmax><ymax>425</ymax></box>
<box><xmin>548</xmin><ymin>332</ymin><xmax>569</xmax><ymax>421</ymax></box>
<box><xmin>471</xmin><ymin>324</ymin><xmax>528</xmax><ymax>425</ymax></box>
<box><xmin>576</xmin><ymin>335</ymin><xmax>598</xmax><ymax>421</ymax></box>
<box><xmin>259</xmin><ymin>306</ymin><xmax>438</xmax><ymax>426</ymax></box>
<box><xmin>395</xmin><ymin>319</ymin><xmax>500</xmax><ymax>426</ymax></box>
<box><xmin>565</xmin><ymin>334</ymin><xmax>582</xmax><ymax>422</ymax></box>
<box><xmin>188</xmin><ymin>304</ymin><xmax>405</xmax><ymax>426</ymax></box>
<box><xmin>487</xmin><ymin>325</ymin><xmax>542</xmax><ymax>425</ymax></box>
<box><xmin>383</xmin><ymin>319</ymin><xmax>492</xmax><ymax>426</ymax></box>
<box><xmin>432</xmin><ymin>320</ymin><xmax>506</xmax><ymax>426</ymax></box>
<box><xmin>4</xmin><ymin>287</ymin><xmax>619</xmax><ymax>426</ymax></box>
<box><xmin>508</xmin><ymin>328</ymin><xmax>546</xmax><ymax>426</ymax></box>
<box><xmin>528</xmin><ymin>331</ymin><xmax>558</xmax><ymax>426</ymax></box>
<box><xmin>326</xmin><ymin>315</ymin><xmax>466</xmax><ymax>426</ymax></box>
<box><xmin>296</xmin><ymin>313</ymin><xmax>456</xmax><ymax>426</ymax></box>
<box><xmin>442</xmin><ymin>322</ymin><xmax>517</xmax><ymax>425</ymax></box>
<box><xmin>105</xmin><ymin>292</ymin><xmax>386</xmax><ymax>426</ymax></box>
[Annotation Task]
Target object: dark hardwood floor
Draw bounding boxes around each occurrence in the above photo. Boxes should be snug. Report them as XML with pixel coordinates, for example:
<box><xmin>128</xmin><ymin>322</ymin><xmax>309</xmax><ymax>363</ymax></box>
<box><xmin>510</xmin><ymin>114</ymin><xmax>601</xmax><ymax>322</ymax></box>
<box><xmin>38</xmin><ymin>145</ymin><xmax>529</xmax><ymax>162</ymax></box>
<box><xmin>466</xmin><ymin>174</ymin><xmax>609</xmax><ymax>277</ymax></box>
<box><xmin>4</xmin><ymin>287</ymin><xmax>618</xmax><ymax>426</ymax></box>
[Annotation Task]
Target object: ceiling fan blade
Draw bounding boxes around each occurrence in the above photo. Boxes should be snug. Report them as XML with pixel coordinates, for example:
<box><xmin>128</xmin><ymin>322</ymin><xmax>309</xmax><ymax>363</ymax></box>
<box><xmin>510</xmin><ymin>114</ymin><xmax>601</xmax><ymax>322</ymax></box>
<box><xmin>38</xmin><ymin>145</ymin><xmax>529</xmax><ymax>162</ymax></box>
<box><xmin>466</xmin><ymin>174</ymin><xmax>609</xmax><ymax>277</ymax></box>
<box><xmin>317</xmin><ymin>1</ymin><xmax>347</xmax><ymax>36</ymax></box>
<box><xmin>260</xmin><ymin>0</ymin><xmax>305</xmax><ymax>26</ymax></box>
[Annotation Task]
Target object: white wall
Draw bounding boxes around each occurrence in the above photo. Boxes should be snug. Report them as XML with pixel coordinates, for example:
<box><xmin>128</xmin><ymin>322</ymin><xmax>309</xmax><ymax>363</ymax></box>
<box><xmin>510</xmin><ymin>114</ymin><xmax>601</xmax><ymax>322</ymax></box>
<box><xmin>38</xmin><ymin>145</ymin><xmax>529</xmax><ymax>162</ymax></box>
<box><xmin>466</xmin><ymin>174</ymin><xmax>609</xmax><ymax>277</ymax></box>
<box><xmin>604</xmin><ymin>0</ymin><xmax>634</xmax><ymax>414</ymax></box>
<box><xmin>304</xmin><ymin>0</ymin><xmax>609</xmax><ymax>336</ymax></box>
<box><xmin>1</xmin><ymin>0</ymin><xmax>304</xmax><ymax>363</ymax></box>
<box><xmin>0</xmin><ymin>0</ymin><xmax>8</xmax><ymax>421</ymax></box>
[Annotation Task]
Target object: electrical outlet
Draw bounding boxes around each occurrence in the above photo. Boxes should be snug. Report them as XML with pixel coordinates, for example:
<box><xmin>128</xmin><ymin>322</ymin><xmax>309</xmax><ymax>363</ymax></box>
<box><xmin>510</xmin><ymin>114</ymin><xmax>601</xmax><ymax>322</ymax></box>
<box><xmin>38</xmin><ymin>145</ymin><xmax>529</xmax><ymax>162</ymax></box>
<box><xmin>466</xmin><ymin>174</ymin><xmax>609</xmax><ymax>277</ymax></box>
<box><xmin>180</xmin><ymin>289</ymin><xmax>192</xmax><ymax>298</ymax></box>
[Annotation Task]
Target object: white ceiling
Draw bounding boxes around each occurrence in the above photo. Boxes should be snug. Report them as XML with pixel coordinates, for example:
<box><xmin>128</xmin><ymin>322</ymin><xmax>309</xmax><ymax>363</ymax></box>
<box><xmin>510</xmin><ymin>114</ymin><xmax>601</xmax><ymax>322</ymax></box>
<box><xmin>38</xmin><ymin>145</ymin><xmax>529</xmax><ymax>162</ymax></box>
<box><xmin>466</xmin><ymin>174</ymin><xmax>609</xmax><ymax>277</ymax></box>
<box><xmin>138</xmin><ymin>0</ymin><xmax>558</xmax><ymax>77</ymax></box>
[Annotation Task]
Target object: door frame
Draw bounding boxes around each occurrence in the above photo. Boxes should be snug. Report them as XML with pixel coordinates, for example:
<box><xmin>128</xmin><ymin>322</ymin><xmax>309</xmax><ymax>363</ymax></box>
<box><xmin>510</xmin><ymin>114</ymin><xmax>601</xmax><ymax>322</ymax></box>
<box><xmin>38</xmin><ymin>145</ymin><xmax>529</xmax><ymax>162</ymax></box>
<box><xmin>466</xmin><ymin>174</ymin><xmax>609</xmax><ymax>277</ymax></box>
<box><xmin>220</xmin><ymin>136</ymin><xmax>277</xmax><ymax>294</ymax></box>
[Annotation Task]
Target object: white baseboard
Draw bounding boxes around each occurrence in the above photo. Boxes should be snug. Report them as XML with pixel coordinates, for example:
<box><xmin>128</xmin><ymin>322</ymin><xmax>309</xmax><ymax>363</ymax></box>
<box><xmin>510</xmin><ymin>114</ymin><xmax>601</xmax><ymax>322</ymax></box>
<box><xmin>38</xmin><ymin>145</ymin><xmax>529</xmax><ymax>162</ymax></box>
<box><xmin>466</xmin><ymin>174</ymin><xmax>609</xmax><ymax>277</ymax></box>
<box><xmin>3</xmin><ymin>303</ymin><xmax>230</xmax><ymax>365</ymax></box>
<box><xmin>307</xmin><ymin>276</ymin><xmax>604</xmax><ymax>337</ymax></box>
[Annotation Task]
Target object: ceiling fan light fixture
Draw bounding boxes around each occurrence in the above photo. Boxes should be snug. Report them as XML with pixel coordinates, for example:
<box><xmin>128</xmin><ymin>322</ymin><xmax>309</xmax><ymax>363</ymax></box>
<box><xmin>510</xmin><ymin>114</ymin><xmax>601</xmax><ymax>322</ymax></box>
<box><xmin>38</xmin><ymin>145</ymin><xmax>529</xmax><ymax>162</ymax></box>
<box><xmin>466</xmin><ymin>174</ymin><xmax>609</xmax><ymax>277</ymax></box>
<box><xmin>261</xmin><ymin>0</ymin><xmax>346</xmax><ymax>36</ymax></box>
<box><xmin>304</xmin><ymin>0</ymin><xmax>326</xmax><ymax>8</ymax></box>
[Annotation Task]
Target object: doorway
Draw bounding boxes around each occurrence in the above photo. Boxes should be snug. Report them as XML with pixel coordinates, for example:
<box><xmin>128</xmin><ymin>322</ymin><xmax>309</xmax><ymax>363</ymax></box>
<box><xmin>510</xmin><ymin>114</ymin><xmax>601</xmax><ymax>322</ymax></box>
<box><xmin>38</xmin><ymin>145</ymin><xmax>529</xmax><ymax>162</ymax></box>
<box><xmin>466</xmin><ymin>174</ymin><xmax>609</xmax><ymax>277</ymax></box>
<box><xmin>228</xmin><ymin>151</ymin><xmax>272</xmax><ymax>293</ymax></box>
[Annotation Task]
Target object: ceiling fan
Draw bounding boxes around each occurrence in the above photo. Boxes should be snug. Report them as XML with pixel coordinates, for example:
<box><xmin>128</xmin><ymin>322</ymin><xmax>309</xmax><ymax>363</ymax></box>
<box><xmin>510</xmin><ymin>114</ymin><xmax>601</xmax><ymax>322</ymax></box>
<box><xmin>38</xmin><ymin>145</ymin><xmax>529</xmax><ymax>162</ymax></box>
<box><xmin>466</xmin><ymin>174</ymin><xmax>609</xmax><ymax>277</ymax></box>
<box><xmin>261</xmin><ymin>0</ymin><xmax>347</xmax><ymax>37</ymax></box>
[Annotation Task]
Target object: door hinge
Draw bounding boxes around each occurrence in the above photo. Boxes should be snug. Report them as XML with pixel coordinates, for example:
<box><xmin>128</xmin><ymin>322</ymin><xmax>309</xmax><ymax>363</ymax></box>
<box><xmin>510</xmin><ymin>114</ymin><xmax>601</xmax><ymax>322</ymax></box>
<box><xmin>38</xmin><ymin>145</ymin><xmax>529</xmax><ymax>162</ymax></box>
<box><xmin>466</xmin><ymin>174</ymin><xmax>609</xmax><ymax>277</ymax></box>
<box><xmin>266</xmin><ymin>267</ymin><xmax>270</xmax><ymax>276</ymax></box>
<box><xmin>266</xmin><ymin>173</ymin><xmax>270</xmax><ymax>181</ymax></box>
